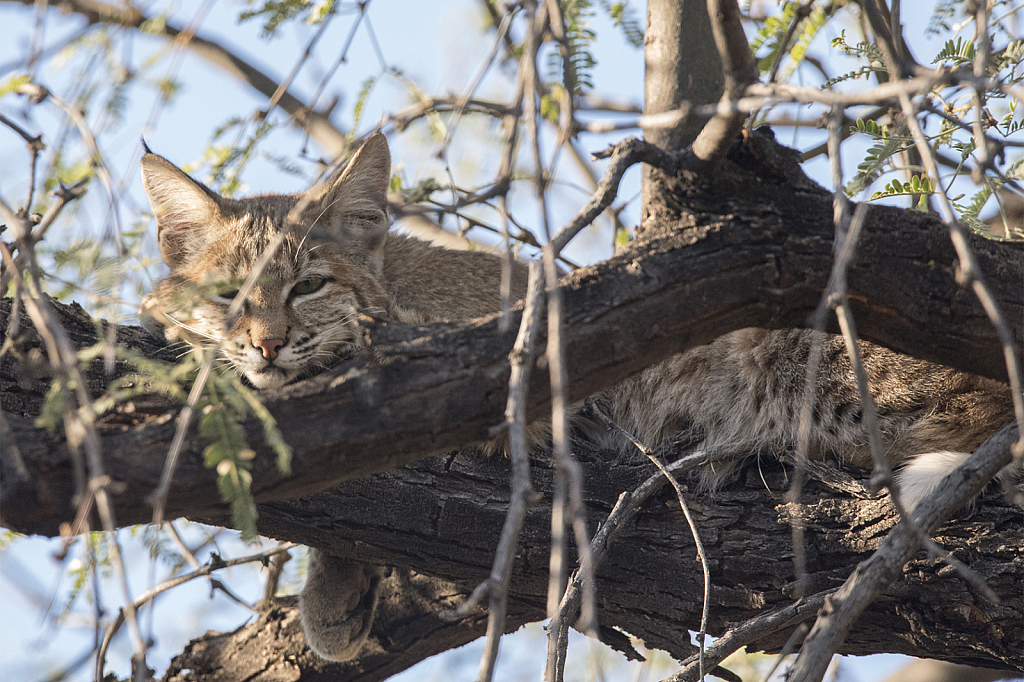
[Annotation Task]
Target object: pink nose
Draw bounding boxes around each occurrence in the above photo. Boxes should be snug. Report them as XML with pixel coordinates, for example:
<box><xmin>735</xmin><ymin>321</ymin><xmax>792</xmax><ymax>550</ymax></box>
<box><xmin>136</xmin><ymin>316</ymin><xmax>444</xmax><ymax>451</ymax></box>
<box><xmin>255</xmin><ymin>337</ymin><xmax>285</xmax><ymax>360</ymax></box>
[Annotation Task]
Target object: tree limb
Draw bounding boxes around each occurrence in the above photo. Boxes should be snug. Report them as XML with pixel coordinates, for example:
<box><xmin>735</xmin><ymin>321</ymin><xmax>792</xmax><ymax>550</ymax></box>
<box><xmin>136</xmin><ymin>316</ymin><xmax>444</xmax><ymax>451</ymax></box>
<box><xmin>3</xmin><ymin>135</ymin><xmax>1022</xmax><ymax>536</ymax></box>
<box><xmin>150</xmin><ymin>443</ymin><xmax>1023</xmax><ymax>680</ymax></box>
<box><xmin>690</xmin><ymin>0</ymin><xmax>759</xmax><ymax>165</ymax></box>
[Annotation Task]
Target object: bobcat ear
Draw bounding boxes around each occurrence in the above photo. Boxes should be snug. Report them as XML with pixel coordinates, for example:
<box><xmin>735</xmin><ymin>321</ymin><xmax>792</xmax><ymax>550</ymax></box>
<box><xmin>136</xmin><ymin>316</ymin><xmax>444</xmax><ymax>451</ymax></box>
<box><xmin>307</xmin><ymin>133</ymin><xmax>391</xmax><ymax>253</ymax></box>
<box><xmin>140</xmin><ymin>153</ymin><xmax>226</xmax><ymax>268</ymax></box>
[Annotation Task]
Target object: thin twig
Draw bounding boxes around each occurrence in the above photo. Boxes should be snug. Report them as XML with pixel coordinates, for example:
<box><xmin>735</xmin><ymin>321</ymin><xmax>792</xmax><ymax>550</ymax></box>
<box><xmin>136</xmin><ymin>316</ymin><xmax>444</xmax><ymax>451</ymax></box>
<box><xmin>664</xmin><ymin>592</ymin><xmax>834</xmax><ymax>682</ymax></box>
<box><xmin>550</xmin><ymin>137</ymin><xmax>682</xmax><ymax>256</ymax></box>
<box><xmin>474</xmin><ymin>262</ymin><xmax>543</xmax><ymax>682</ymax></box>
<box><xmin>96</xmin><ymin>543</ymin><xmax>298</xmax><ymax>681</ymax></box>
<box><xmin>590</xmin><ymin>405</ymin><xmax>711</xmax><ymax>682</ymax></box>
<box><xmin>166</xmin><ymin>521</ymin><xmax>257</xmax><ymax>611</ymax></box>
<box><xmin>1</xmin><ymin>177</ymin><xmax>151</xmax><ymax>679</ymax></box>
<box><xmin>0</xmin><ymin>113</ymin><xmax>45</xmax><ymax>214</ymax></box>
<box><xmin>441</xmin><ymin>6</ymin><xmax>516</xmax><ymax>151</ymax></box>
<box><xmin>302</xmin><ymin>0</ymin><xmax>373</xmax><ymax>132</ymax></box>
<box><xmin>16</xmin><ymin>83</ymin><xmax>125</xmax><ymax>256</ymax></box>
<box><xmin>897</xmin><ymin>92</ymin><xmax>1024</xmax><ymax>450</ymax></box>
<box><xmin>554</xmin><ymin>447</ymin><xmax>712</xmax><ymax>674</ymax></box>
<box><xmin>260</xmin><ymin>6</ymin><xmax>336</xmax><ymax>121</ymax></box>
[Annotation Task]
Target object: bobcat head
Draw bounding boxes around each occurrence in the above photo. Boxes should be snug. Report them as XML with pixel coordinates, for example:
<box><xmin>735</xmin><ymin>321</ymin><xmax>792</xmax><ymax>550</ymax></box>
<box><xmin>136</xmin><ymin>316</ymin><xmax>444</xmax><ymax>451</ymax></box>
<box><xmin>140</xmin><ymin>134</ymin><xmax>392</xmax><ymax>388</ymax></box>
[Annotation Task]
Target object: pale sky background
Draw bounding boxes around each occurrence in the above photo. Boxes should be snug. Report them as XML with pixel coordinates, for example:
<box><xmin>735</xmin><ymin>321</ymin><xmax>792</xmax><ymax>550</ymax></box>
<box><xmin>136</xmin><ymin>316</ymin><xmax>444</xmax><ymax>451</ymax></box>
<box><xmin>0</xmin><ymin>1</ymin><xmax>1019</xmax><ymax>681</ymax></box>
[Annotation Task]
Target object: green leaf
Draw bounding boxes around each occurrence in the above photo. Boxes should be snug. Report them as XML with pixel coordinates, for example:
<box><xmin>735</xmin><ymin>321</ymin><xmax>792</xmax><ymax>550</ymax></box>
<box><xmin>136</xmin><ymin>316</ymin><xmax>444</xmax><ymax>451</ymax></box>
<box><xmin>600</xmin><ymin>1</ymin><xmax>643</xmax><ymax>48</ymax></box>
<box><xmin>351</xmin><ymin>76</ymin><xmax>378</xmax><ymax>135</ymax></box>
<box><xmin>932</xmin><ymin>38</ymin><xmax>976</xmax><ymax>66</ymax></box>
<box><xmin>239</xmin><ymin>0</ymin><xmax>310</xmax><ymax>37</ymax></box>
<box><xmin>0</xmin><ymin>73</ymin><xmax>32</xmax><ymax>99</ymax></box>
<box><xmin>867</xmin><ymin>174</ymin><xmax>935</xmax><ymax>201</ymax></box>
<box><xmin>229</xmin><ymin>375</ymin><xmax>293</xmax><ymax>476</ymax></box>
<box><xmin>549</xmin><ymin>0</ymin><xmax>598</xmax><ymax>95</ymax></box>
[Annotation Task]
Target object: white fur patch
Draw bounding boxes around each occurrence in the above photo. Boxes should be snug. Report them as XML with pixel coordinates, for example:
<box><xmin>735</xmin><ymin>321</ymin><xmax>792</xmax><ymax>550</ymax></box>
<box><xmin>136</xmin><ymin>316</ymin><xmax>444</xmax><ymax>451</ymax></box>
<box><xmin>896</xmin><ymin>451</ymin><xmax>971</xmax><ymax>511</ymax></box>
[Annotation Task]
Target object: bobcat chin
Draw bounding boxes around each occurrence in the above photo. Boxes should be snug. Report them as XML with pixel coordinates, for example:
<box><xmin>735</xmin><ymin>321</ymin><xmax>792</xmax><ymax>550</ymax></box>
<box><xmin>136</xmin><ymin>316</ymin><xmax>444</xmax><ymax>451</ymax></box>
<box><xmin>141</xmin><ymin>133</ymin><xmax>1015</xmax><ymax>662</ymax></box>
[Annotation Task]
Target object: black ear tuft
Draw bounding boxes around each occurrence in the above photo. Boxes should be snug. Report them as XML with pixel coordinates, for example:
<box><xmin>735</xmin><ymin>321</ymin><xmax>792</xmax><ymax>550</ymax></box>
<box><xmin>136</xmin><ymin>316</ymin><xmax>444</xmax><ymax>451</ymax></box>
<box><xmin>141</xmin><ymin>137</ymin><xmax>153</xmax><ymax>155</ymax></box>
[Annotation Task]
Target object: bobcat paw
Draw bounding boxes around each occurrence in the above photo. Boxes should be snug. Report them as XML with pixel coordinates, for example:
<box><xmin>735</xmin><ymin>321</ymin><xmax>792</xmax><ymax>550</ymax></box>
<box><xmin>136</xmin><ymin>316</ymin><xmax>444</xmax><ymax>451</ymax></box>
<box><xmin>300</xmin><ymin>551</ymin><xmax>385</xmax><ymax>662</ymax></box>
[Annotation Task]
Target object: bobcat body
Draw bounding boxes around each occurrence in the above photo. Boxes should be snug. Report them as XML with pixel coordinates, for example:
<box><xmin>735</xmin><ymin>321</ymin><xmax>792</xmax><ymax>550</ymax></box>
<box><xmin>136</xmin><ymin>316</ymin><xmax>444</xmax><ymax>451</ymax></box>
<box><xmin>141</xmin><ymin>134</ymin><xmax>1014</xmax><ymax>662</ymax></box>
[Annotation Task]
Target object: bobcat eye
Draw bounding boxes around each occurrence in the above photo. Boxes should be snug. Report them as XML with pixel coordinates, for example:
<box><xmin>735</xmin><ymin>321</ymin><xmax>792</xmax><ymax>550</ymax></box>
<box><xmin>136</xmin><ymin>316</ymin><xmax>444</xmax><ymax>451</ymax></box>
<box><xmin>291</xmin><ymin>277</ymin><xmax>326</xmax><ymax>297</ymax></box>
<box><xmin>215</xmin><ymin>289</ymin><xmax>240</xmax><ymax>302</ymax></box>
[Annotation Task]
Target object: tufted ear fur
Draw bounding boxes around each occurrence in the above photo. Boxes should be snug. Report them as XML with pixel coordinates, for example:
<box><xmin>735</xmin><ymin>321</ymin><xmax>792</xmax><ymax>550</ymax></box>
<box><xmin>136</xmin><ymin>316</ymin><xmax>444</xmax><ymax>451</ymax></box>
<box><xmin>140</xmin><ymin>153</ymin><xmax>228</xmax><ymax>268</ymax></box>
<box><xmin>303</xmin><ymin>133</ymin><xmax>391</xmax><ymax>258</ymax></box>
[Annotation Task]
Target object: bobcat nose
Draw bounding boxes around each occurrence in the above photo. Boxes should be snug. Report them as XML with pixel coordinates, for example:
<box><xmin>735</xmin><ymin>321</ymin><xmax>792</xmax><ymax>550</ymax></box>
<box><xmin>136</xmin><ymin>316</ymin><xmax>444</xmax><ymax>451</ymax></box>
<box><xmin>255</xmin><ymin>337</ymin><xmax>285</xmax><ymax>360</ymax></box>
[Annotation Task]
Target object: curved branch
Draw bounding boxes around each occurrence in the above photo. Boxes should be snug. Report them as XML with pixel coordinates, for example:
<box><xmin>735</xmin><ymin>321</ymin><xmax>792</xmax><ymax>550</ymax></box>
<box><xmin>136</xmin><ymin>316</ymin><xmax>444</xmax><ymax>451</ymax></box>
<box><xmin>789</xmin><ymin>424</ymin><xmax>1021</xmax><ymax>682</ymax></box>
<box><xmin>3</xmin><ymin>136</ymin><xmax>1021</xmax><ymax>537</ymax></box>
<box><xmin>8</xmin><ymin>0</ymin><xmax>349</xmax><ymax>156</ymax></box>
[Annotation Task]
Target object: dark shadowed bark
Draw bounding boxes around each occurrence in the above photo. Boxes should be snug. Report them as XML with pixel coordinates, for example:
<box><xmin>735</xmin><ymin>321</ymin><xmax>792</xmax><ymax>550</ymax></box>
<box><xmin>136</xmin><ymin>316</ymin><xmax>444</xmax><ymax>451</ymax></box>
<box><xmin>158</xmin><ymin>445</ymin><xmax>1023</xmax><ymax>681</ymax></box>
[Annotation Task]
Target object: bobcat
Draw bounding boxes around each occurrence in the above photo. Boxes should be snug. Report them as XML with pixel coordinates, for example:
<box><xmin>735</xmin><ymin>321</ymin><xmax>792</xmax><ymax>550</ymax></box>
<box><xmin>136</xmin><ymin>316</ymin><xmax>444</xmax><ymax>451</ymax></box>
<box><xmin>140</xmin><ymin>133</ymin><xmax>1015</xmax><ymax>662</ymax></box>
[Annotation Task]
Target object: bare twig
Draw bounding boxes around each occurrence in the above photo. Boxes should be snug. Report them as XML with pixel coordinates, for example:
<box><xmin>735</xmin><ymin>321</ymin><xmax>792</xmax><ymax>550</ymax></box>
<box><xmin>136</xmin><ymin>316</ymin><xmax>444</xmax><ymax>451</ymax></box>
<box><xmin>1</xmin><ymin>162</ymin><xmax>153</xmax><ymax>678</ymax></box>
<box><xmin>897</xmin><ymin>92</ymin><xmax>1024</xmax><ymax>450</ymax></box>
<box><xmin>787</xmin><ymin>424</ymin><xmax>1021</xmax><ymax>682</ymax></box>
<box><xmin>16</xmin><ymin>83</ymin><xmax>124</xmax><ymax>255</ymax></box>
<box><xmin>259</xmin><ymin>3</ymin><xmax>336</xmax><ymax>122</ymax></box>
<box><xmin>165</xmin><ymin>522</ymin><xmax>256</xmax><ymax>612</ymax></box>
<box><xmin>550</xmin><ymin>137</ymin><xmax>683</xmax><ymax>255</ymax></box>
<box><xmin>441</xmin><ymin>6</ymin><xmax>516</xmax><ymax>150</ymax></box>
<box><xmin>96</xmin><ymin>542</ymin><xmax>298</xmax><ymax>681</ymax></box>
<box><xmin>261</xmin><ymin>549</ymin><xmax>291</xmax><ymax>609</ymax></box>
<box><xmin>0</xmin><ymin>113</ymin><xmax>45</xmax><ymax>213</ymax></box>
<box><xmin>22</xmin><ymin>0</ymin><xmax>350</xmax><ymax>155</ymax></box>
<box><xmin>664</xmin><ymin>592</ymin><xmax>834</xmax><ymax>682</ymax></box>
<box><xmin>553</xmin><ymin>447</ymin><xmax>712</xmax><ymax>675</ymax></box>
<box><xmin>473</xmin><ymin>262</ymin><xmax>543</xmax><ymax>682</ymax></box>
<box><xmin>590</xmin><ymin>405</ymin><xmax>712</xmax><ymax>680</ymax></box>
<box><xmin>971</xmin><ymin>0</ymin><xmax>993</xmax><ymax>174</ymax></box>
<box><xmin>385</xmin><ymin>97</ymin><xmax>516</xmax><ymax>132</ymax></box>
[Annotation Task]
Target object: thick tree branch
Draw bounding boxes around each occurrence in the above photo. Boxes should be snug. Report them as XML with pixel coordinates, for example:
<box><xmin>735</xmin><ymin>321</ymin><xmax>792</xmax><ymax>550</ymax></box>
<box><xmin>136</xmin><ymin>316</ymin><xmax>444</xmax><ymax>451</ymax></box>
<box><xmin>157</xmin><ymin>573</ymin><xmax>539</xmax><ymax>682</ymax></box>
<box><xmin>3</xmin><ymin>136</ymin><xmax>1022</xmax><ymax>537</ymax></box>
<box><xmin>154</xmin><ymin>444</ymin><xmax>1023</xmax><ymax>680</ymax></box>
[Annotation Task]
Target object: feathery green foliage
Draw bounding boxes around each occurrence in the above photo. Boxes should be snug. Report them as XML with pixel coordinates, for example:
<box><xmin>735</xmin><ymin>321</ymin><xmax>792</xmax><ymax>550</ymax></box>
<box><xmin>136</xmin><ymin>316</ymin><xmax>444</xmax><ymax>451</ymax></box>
<box><xmin>844</xmin><ymin>119</ymin><xmax>912</xmax><ymax>197</ymax></box>
<box><xmin>932</xmin><ymin>37</ymin><xmax>977</xmax><ymax>66</ymax></box>
<box><xmin>550</xmin><ymin>0</ymin><xmax>597</xmax><ymax>94</ymax></box>
<box><xmin>240</xmin><ymin>0</ymin><xmax>334</xmax><ymax>36</ymax></box>
<box><xmin>599</xmin><ymin>1</ymin><xmax>644</xmax><ymax>48</ymax></box>
<box><xmin>953</xmin><ymin>157</ymin><xmax>1024</xmax><ymax>238</ymax></box>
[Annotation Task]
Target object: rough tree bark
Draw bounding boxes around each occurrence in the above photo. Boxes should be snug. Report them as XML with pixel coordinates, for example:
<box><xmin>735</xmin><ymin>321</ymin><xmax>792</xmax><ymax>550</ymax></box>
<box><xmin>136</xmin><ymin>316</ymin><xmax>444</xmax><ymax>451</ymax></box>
<box><xmin>642</xmin><ymin>0</ymin><xmax>723</xmax><ymax>211</ymax></box>
<box><xmin>2</xmin><ymin>133</ymin><xmax>1023</xmax><ymax>681</ymax></box>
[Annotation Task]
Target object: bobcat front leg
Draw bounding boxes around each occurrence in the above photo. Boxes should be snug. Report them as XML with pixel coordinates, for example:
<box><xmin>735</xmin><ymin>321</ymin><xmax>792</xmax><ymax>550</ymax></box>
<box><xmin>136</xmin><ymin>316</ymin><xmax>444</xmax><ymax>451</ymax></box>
<box><xmin>300</xmin><ymin>550</ymin><xmax>385</xmax><ymax>661</ymax></box>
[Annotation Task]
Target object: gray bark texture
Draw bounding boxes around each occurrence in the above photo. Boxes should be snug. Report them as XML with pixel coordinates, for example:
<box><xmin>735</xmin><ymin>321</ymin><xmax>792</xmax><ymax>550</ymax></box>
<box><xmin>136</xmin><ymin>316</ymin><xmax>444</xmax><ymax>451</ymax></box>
<box><xmin>3</xmin><ymin>131</ymin><xmax>1023</xmax><ymax>681</ymax></box>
